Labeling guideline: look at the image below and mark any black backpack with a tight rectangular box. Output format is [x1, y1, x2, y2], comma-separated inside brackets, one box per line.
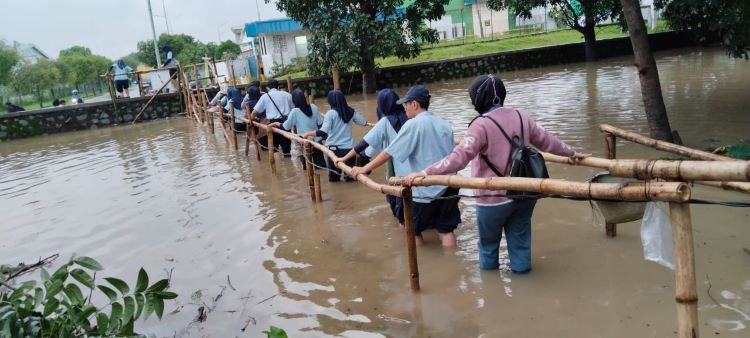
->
[475, 110, 549, 200]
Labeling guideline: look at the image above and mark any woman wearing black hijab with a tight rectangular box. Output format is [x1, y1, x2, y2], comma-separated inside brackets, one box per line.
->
[161, 45, 179, 91]
[269, 89, 326, 170]
[335, 88, 408, 224]
[301, 90, 368, 182]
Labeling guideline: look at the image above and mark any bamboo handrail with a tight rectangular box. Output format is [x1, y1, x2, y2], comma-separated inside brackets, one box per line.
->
[249, 121, 404, 197]
[541, 152, 750, 182]
[388, 176, 690, 203]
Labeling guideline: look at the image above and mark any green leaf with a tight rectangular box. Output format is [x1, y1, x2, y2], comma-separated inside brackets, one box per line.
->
[70, 268, 95, 289]
[42, 297, 59, 316]
[96, 312, 108, 335]
[146, 279, 169, 292]
[51, 264, 69, 282]
[143, 294, 155, 320]
[118, 318, 135, 336]
[134, 293, 145, 320]
[263, 326, 288, 338]
[108, 302, 123, 334]
[104, 277, 129, 295]
[63, 284, 84, 306]
[33, 287, 44, 308]
[72, 256, 103, 271]
[152, 291, 178, 300]
[134, 268, 148, 293]
[44, 280, 63, 300]
[154, 297, 164, 320]
[40, 268, 50, 282]
[76, 305, 97, 324]
[97, 285, 117, 302]
[122, 296, 135, 322]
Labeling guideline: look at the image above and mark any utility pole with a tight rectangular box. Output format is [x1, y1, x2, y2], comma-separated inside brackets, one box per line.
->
[162, 0, 171, 34]
[255, 0, 261, 21]
[147, 0, 162, 66]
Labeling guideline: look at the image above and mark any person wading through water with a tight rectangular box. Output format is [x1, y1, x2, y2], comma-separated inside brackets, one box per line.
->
[269, 89, 326, 170]
[351, 85, 460, 247]
[336, 88, 408, 226]
[250, 79, 293, 157]
[403, 74, 590, 272]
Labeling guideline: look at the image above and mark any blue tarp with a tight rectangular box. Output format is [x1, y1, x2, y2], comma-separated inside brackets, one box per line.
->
[245, 18, 303, 37]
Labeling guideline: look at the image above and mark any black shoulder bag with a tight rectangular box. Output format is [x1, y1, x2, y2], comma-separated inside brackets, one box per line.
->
[476, 110, 549, 200]
[266, 93, 288, 124]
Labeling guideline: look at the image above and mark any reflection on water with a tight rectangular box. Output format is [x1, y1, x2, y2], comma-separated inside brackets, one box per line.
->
[1, 47, 749, 337]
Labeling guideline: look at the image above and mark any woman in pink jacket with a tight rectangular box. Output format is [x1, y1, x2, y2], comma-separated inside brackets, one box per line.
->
[404, 74, 589, 273]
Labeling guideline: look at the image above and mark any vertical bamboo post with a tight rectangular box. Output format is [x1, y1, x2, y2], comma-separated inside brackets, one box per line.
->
[136, 72, 144, 97]
[304, 142, 316, 201]
[250, 123, 261, 161]
[268, 127, 276, 174]
[307, 92, 314, 105]
[313, 173, 322, 202]
[193, 64, 200, 90]
[402, 188, 420, 292]
[604, 132, 617, 237]
[286, 76, 293, 92]
[229, 102, 238, 151]
[669, 202, 699, 338]
[332, 64, 341, 91]
[244, 123, 251, 157]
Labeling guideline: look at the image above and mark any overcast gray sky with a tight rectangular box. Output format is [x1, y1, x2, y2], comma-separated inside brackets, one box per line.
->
[0, 0, 285, 60]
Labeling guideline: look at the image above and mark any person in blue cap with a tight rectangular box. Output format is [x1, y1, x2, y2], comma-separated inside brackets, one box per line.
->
[350, 85, 460, 247]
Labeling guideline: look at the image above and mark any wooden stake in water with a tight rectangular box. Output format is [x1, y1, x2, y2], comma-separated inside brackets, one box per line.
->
[401, 187, 420, 292]
[604, 132, 617, 237]
[669, 202, 699, 338]
[268, 128, 276, 174]
[313, 173, 322, 202]
[229, 101, 238, 151]
[332, 64, 341, 91]
[287, 76, 293, 92]
[304, 142, 316, 201]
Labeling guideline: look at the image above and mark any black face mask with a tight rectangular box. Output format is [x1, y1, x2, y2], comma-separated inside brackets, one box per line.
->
[469, 75, 507, 114]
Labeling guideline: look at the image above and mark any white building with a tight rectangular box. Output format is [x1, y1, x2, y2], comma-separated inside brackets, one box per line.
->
[13, 42, 49, 64]
[245, 18, 309, 76]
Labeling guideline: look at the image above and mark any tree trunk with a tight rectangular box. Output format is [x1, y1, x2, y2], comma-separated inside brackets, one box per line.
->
[360, 53, 377, 94]
[619, 0, 674, 142]
[50, 88, 56, 101]
[35, 85, 43, 108]
[581, 24, 598, 61]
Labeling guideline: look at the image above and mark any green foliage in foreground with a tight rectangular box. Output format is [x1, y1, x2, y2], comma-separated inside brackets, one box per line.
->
[263, 326, 288, 338]
[0, 256, 176, 337]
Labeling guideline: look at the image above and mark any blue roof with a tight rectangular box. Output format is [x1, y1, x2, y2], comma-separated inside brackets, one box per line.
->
[245, 18, 303, 37]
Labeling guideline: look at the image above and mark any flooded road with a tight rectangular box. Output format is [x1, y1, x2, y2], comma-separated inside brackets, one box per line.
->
[1, 46, 749, 337]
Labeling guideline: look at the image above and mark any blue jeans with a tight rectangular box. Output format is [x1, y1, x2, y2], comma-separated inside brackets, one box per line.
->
[475, 200, 537, 272]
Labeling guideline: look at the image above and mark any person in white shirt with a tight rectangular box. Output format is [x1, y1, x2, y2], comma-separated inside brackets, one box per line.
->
[249, 79, 294, 156]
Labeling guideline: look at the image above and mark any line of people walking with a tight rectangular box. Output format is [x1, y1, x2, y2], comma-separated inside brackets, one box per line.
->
[209, 74, 589, 274]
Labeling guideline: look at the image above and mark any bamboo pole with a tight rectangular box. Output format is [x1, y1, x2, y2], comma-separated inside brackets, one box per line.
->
[229, 102, 238, 151]
[601, 124, 732, 161]
[132, 71, 177, 124]
[304, 142, 316, 201]
[136, 72, 144, 97]
[332, 65, 341, 91]
[541, 153, 750, 182]
[402, 187, 420, 292]
[287, 76, 293, 92]
[268, 127, 276, 174]
[313, 173, 322, 202]
[669, 202, 699, 338]
[389, 176, 690, 203]
[604, 132, 618, 237]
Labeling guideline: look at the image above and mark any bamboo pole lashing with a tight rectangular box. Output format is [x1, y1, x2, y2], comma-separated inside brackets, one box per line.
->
[401, 187, 420, 292]
[388, 176, 690, 203]
[669, 202, 699, 338]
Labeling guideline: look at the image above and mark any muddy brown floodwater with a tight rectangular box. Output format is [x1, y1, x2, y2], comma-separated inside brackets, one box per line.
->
[1, 46, 749, 337]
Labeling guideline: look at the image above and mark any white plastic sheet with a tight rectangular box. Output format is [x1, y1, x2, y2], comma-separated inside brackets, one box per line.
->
[640, 202, 675, 270]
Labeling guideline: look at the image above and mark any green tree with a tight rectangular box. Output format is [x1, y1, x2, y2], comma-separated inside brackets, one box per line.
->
[0, 41, 20, 86]
[136, 33, 211, 68]
[656, 0, 750, 59]
[274, 0, 449, 93]
[487, 0, 622, 61]
[214, 40, 241, 60]
[58, 45, 92, 58]
[12, 60, 61, 108]
[120, 52, 141, 68]
[57, 54, 110, 95]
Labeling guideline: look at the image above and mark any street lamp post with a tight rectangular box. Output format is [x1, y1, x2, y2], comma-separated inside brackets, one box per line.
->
[147, 0, 162, 66]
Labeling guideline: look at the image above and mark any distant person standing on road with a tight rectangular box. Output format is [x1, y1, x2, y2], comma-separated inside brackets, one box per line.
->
[109, 59, 133, 98]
